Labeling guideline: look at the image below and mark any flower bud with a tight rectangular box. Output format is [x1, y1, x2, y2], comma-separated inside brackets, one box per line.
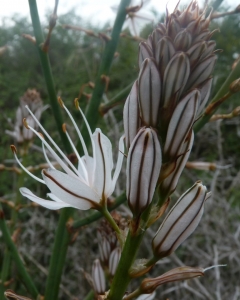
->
[164, 90, 199, 160]
[92, 259, 106, 295]
[152, 181, 208, 258]
[123, 81, 140, 149]
[138, 42, 152, 68]
[138, 58, 161, 127]
[99, 236, 111, 265]
[109, 247, 121, 276]
[127, 127, 162, 216]
[162, 52, 190, 109]
[161, 131, 194, 198]
[230, 78, 240, 93]
[140, 267, 204, 294]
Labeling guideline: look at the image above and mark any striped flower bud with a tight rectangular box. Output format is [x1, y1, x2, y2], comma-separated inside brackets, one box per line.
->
[123, 81, 140, 149]
[109, 247, 121, 276]
[152, 181, 208, 258]
[140, 266, 204, 294]
[99, 236, 111, 265]
[161, 131, 194, 198]
[127, 127, 162, 216]
[163, 90, 199, 161]
[138, 58, 161, 127]
[92, 259, 106, 295]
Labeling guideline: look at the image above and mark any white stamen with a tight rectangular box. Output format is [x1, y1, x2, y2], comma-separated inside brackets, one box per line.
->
[27, 124, 79, 179]
[42, 142, 56, 170]
[78, 106, 96, 184]
[13, 152, 45, 184]
[64, 129, 89, 183]
[61, 104, 89, 159]
[25, 105, 81, 177]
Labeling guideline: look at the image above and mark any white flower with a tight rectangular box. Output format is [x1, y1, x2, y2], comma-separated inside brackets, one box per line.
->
[12, 99, 124, 210]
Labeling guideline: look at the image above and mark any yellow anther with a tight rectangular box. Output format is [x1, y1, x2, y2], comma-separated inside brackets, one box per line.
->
[74, 98, 79, 109]
[38, 132, 44, 139]
[58, 96, 64, 108]
[62, 123, 67, 133]
[10, 145, 17, 153]
[23, 118, 29, 129]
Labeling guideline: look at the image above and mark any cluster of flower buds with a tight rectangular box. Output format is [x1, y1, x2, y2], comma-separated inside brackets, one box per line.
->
[97, 215, 123, 275]
[91, 214, 124, 296]
[7, 89, 43, 144]
[124, 1, 217, 212]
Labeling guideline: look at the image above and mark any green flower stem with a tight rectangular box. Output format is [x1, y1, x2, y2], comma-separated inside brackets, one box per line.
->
[72, 193, 126, 229]
[1, 153, 28, 297]
[99, 82, 133, 115]
[78, 0, 131, 151]
[100, 206, 121, 235]
[195, 58, 240, 133]
[0, 204, 39, 298]
[107, 196, 156, 300]
[107, 229, 145, 300]
[44, 207, 74, 300]
[0, 250, 11, 300]
[28, 0, 71, 154]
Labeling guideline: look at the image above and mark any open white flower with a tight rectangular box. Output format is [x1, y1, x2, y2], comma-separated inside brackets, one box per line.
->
[12, 99, 124, 210]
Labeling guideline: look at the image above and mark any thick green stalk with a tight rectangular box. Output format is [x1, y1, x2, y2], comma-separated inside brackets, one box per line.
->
[0, 250, 11, 300]
[107, 230, 145, 300]
[28, 0, 71, 154]
[72, 193, 126, 229]
[0, 204, 39, 298]
[44, 208, 74, 300]
[78, 0, 131, 151]
[195, 59, 240, 133]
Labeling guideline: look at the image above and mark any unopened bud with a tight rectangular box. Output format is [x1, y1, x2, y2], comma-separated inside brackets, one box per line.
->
[164, 89, 199, 160]
[138, 58, 161, 127]
[92, 259, 106, 295]
[152, 181, 208, 258]
[138, 42, 152, 68]
[232, 106, 240, 116]
[127, 127, 162, 216]
[123, 81, 140, 149]
[109, 247, 121, 276]
[141, 267, 204, 293]
[99, 236, 111, 265]
[161, 130, 194, 198]
[230, 78, 240, 93]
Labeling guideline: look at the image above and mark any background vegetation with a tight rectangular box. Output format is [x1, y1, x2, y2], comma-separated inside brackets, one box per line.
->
[0, 3, 240, 299]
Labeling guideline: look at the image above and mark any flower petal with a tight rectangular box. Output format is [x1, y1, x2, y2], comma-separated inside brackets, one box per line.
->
[20, 187, 71, 210]
[42, 169, 100, 210]
[92, 129, 113, 199]
[109, 135, 125, 196]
